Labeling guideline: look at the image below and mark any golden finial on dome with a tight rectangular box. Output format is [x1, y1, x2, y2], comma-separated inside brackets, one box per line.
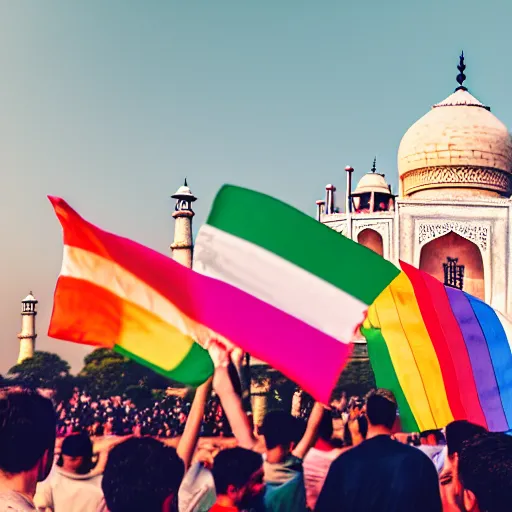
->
[371, 157, 377, 173]
[456, 51, 467, 91]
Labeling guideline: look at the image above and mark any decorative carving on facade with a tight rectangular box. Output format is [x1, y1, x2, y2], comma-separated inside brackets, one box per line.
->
[418, 221, 489, 252]
[402, 166, 511, 197]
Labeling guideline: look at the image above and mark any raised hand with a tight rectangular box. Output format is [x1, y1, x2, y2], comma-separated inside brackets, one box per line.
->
[204, 339, 231, 369]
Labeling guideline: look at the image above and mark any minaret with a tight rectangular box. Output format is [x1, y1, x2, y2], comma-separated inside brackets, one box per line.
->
[17, 292, 37, 364]
[170, 179, 197, 269]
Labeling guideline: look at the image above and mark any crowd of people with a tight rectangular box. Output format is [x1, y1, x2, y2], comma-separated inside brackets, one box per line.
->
[0, 342, 511, 512]
[55, 391, 232, 439]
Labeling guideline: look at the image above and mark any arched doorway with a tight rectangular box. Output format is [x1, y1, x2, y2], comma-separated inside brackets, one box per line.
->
[357, 229, 384, 256]
[419, 231, 484, 300]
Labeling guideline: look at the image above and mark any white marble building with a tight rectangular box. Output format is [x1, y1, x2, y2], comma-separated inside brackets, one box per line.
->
[319, 55, 512, 316]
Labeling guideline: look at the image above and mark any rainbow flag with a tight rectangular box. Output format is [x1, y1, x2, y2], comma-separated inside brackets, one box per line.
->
[48, 195, 363, 400]
[362, 260, 512, 433]
[48, 196, 213, 386]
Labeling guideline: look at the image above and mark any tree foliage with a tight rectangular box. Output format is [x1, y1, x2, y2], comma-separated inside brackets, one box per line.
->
[53, 374, 82, 403]
[79, 348, 178, 398]
[125, 385, 153, 409]
[79, 349, 128, 397]
[83, 348, 125, 366]
[8, 351, 70, 389]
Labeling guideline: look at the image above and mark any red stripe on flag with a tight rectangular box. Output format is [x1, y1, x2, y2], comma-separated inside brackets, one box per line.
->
[49, 276, 121, 348]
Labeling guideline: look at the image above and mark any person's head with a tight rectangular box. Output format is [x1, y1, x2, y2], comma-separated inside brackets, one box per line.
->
[0, 390, 56, 483]
[261, 410, 302, 453]
[364, 389, 397, 431]
[58, 432, 96, 474]
[420, 429, 445, 446]
[445, 420, 487, 457]
[212, 447, 264, 508]
[102, 437, 184, 512]
[439, 421, 488, 512]
[457, 432, 512, 512]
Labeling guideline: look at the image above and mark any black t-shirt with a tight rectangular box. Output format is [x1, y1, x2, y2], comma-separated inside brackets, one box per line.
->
[315, 435, 442, 512]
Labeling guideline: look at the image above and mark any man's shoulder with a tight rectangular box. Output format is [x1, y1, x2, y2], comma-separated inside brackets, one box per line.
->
[0, 491, 36, 511]
[334, 436, 434, 464]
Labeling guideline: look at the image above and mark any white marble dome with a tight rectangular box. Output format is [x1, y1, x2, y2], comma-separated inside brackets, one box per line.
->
[353, 172, 391, 195]
[175, 185, 193, 195]
[172, 180, 197, 201]
[397, 88, 512, 198]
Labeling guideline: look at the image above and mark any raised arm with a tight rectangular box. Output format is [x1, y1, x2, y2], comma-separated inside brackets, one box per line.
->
[292, 402, 326, 460]
[176, 377, 213, 470]
[209, 340, 258, 450]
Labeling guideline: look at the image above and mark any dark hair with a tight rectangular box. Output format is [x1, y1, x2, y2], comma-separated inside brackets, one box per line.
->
[260, 410, 301, 450]
[365, 389, 397, 430]
[445, 420, 487, 456]
[0, 391, 56, 474]
[318, 410, 333, 442]
[459, 432, 512, 512]
[102, 438, 184, 512]
[212, 447, 263, 495]
[58, 432, 96, 474]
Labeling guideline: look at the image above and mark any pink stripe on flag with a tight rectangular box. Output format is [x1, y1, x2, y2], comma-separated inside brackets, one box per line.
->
[50, 197, 352, 403]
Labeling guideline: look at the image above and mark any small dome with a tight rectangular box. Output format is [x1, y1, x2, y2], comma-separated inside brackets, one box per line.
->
[175, 185, 193, 195]
[398, 88, 512, 198]
[353, 172, 391, 195]
[171, 179, 197, 201]
[22, 293, 37, 303]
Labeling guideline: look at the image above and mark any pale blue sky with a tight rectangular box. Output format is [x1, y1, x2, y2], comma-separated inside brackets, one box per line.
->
[1, 1, 511, 374]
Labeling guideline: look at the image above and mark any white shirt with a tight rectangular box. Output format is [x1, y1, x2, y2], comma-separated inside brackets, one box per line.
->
[417, 445, 446, 474]
[177, 463, 216, 512]
[0, 490, 36, 511]
[34, 468, 103, 512]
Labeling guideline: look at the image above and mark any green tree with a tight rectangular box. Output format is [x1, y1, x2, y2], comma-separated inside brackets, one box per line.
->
[83, 348, 125, 366]
[123, 359, 177, 390]
[79, 349, 128, 397]
[8, 351, 70, 389]
[125, 385, 153, 409]
[79, 348, 177, 397]
[54, 374, 81, 403]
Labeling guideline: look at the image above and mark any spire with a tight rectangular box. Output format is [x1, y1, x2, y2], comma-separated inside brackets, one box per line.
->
[371, 157, 377, 173]
[455, 51, 467, 91]
[184, 177, 188, 187]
